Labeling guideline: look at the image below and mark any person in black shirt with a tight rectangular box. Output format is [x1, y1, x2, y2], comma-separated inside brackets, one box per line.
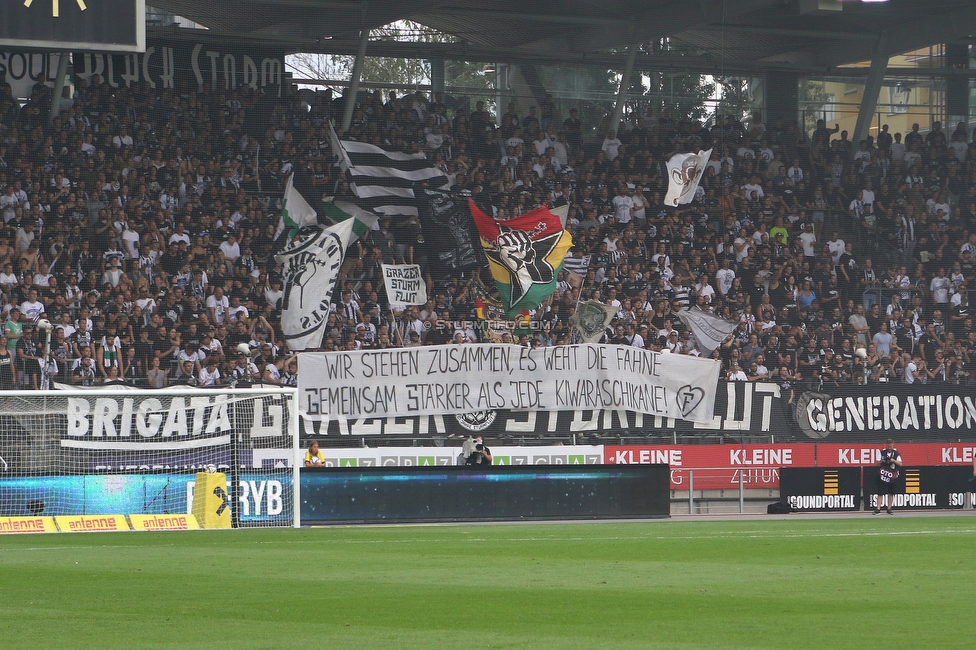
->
[874, 439, 902, 514]
[0, 334, 16, 389]
[16, 326, 40, 390]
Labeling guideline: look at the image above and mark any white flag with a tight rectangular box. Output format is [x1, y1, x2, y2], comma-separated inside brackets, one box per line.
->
[274, 219, 355, 351]
[550, 203, 570, 228]
[275, 173, 318, 240]
[675, 306, 736, 356]
[381, 264, 428, 308]
[569, 300, 617, 344]
[664, 149, 712, 206]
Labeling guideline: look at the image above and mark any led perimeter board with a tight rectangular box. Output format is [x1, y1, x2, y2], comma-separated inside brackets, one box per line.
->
[301, 464, 670, 524]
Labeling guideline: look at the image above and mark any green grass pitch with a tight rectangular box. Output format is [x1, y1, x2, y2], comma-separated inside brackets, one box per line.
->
[1, 517, 974, 649]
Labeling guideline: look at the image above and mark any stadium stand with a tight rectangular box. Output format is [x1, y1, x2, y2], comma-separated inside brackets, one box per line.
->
[0, 71, 973, 392]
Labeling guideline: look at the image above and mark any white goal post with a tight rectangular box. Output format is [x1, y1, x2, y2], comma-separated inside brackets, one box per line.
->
[0, 388, 301, 530]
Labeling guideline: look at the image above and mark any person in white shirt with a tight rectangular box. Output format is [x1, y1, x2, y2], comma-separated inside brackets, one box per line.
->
[227, 295, 249, 322]
[826, 232, 845, 265]
[601, 130, 622, 161]
[0, 262, 17, 290]
[112, 127, 133, 148]
[696, 274, 716, 304]
[121, 225, 140, 259]
[167, 223, 191, 247]
[904, 353, 920, 384]
[786, 160, 803, 182]
[799, 224, 818, 258]
[219, 233, 241, 267]
[206, 287, 230, 325]
[20, 289, 45, 321]
[889, 133, 905, 162]
[101, 257, 124, 288]
[198, 358, 222, 386]
[727, 363, 748, 381]
[32, 263, 52, 287]
[929, 268, 951, 305]
[611, 185, 634, 225]
[716, 262, 736, 296]
[741, 177, 764, 200]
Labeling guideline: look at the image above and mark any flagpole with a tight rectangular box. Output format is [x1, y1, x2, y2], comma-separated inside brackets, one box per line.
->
[570, 273, 585, 345]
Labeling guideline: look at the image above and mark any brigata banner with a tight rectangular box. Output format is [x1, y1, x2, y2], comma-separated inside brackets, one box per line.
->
[795, 383, 976, 441]
[58, 393, 289, 450]
[298, 344, 721, 423]
[0, 391, 294, 475]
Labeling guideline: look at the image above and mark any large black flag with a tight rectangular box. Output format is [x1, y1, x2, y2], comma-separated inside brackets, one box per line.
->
[417, 190, 485, 277]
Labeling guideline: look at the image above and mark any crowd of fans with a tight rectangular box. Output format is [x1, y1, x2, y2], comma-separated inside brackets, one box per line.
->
[0, 69, 973, 397]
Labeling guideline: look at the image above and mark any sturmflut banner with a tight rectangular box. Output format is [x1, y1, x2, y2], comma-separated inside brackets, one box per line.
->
[381, 264, 427, 307]
[298, 344, 721, 423]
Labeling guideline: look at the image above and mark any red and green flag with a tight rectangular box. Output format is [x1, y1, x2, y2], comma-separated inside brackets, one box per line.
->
[469, 199, 573, 318]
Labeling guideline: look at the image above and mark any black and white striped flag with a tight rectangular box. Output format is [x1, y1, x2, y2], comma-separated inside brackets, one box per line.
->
[562, 254, 591, 277]
[329, 123, 448, 216]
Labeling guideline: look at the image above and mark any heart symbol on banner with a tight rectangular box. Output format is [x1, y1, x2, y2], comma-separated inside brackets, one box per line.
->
[676, 385, 706, 418]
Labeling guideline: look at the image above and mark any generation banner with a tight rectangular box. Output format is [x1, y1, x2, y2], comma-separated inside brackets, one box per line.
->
[795, 383, 976, 441]
[298, 344, 722, 423]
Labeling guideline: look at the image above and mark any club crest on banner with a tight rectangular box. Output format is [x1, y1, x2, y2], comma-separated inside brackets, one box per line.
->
[456, 410, 497, 432]
[570, 300, 616, 344]
[275, 219, 354, 351]
[665, 149, 712, 206]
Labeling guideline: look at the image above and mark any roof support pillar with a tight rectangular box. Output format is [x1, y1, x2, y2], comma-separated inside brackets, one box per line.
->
[852, 31, 889, 146]
[341, 28, 370, 131]
[47, 52, 70, 124]
[429, 56, 445, 94]
[609, 46, 638, 136]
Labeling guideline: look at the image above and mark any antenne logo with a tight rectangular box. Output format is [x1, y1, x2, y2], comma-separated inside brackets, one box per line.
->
[904, 469, 920, 494]
[823, 470, 839, 495]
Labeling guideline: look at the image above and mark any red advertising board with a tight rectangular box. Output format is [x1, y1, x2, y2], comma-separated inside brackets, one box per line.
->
[604, 443, 976, 490]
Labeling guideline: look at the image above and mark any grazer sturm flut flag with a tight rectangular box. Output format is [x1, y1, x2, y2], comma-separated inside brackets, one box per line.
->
[274, 219, 356, 351]
[275, 173, 318, 240]
[675, 306, 737, 356]
[381, 264, 427, 308]
[664, 149, 713, 206]
[469, 200, 573, 318]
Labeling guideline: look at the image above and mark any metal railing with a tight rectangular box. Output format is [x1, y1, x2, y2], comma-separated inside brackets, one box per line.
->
[673, 466, 781, 515]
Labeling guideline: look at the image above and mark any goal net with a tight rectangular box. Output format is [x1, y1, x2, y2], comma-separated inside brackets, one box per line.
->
[0, 387, 299, 531]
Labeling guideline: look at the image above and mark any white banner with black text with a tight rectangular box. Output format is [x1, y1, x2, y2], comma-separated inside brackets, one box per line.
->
[298, 344, 721, 423]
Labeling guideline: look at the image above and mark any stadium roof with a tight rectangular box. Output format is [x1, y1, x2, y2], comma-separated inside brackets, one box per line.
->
[149, 0, 976, 75]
